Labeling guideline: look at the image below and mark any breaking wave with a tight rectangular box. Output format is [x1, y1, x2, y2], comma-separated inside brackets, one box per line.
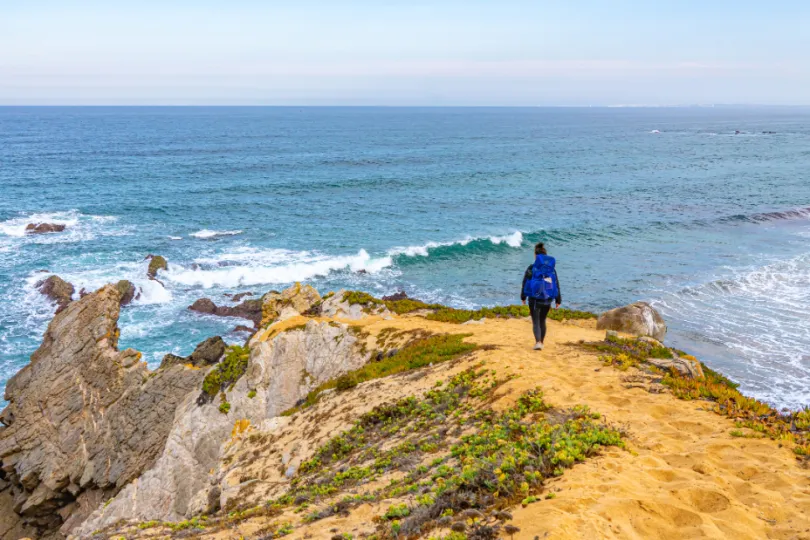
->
[164, 248, 392, 288]
[189, 229, 243, 239]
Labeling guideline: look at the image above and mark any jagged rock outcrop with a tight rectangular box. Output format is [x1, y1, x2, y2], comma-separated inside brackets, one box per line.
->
[35, 275, 74, 313]
[75, 304, 371, 536]
[320, 290, 392, 320]
[160, 336, 226, 369]
[260, 283, 321, 326]
[25, 223, 66, 234]
[0, 285, 208, 538]
[597, 302, 667, 341]
[145, 254, 167, 279]
[189, 297, 263, 327]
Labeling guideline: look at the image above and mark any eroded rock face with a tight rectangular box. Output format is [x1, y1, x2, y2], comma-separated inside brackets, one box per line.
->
[25, 223, 66, 234]
[0, 285, 207, 538]
[75, 317, 370, 536]
[35, 275, 75, 313]
[597, 302, 667, 342]
[260, 283, 322, 326]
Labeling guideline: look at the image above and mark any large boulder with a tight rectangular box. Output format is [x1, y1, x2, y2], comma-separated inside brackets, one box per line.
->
[597, 302, 667, 342]
[25, 223, 66, 234]
[35, 275, 74, 313]
[0, 284, 207, 538]
[75, 318, 370, 535]
[260, 283, 322, 326]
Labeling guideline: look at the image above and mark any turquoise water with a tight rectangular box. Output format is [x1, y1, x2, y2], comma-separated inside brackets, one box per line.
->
[1, 106, 809, 408]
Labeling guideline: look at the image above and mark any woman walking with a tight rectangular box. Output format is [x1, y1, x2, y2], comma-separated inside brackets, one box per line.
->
[521, 242, 562, 350]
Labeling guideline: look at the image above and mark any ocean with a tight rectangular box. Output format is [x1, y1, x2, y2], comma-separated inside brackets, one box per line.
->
[1, 106, 809, 409]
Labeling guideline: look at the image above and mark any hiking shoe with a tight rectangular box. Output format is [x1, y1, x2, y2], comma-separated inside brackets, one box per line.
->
[533, 341, 544, 350]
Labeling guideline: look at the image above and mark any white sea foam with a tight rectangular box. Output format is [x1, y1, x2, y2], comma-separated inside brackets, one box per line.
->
[0, 210, 123, 244]
[168, 236, 183, 240]
[190, 229, 243, 239]
[489, 231, 524, 247]
[652, 252, 810, 409]
[388, 231, 523, 258]
[165, 248, 391, 288]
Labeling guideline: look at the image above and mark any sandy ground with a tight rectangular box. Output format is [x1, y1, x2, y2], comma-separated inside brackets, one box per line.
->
[122, 314, 810, 539]
[353, 315, 810, 539]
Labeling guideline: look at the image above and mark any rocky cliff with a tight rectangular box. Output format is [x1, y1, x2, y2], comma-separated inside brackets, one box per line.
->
[0, 285, 207, 538]
[73, 294, 371, 537]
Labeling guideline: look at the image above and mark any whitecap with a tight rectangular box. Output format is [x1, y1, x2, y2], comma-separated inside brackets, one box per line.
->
[164, 248, 392, 288]
[489, 231, 523, 247]
[0, 210, 123, 243]
[168, 236, 183, 240]
[190, 229, 243, 239]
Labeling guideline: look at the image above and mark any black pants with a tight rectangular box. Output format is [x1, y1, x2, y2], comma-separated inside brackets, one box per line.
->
[528, 298, 552, 343]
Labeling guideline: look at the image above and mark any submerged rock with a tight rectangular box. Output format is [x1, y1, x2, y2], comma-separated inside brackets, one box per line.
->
[25, 223, 66, 234]
[35, 275, 74, 313]
[0, 284, 207, 537]
[596, 302, 667, 342]
[145, 254, 168, 279]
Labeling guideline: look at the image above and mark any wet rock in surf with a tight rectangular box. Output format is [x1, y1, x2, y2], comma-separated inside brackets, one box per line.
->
[189, 297, 263, 327]
[596, 302, 667, 342]
[115, 279, 138, 306]
[145, 254, 168, 279]
[25, 222, 66, 234]
[35, 275, 74, 313]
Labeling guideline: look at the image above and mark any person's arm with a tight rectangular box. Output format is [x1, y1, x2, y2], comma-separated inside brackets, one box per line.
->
[521, 266, 531, 303]
[554, 268, 562, 306]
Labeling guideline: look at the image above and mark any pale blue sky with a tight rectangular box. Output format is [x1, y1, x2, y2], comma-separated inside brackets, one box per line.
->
[2, 1, 809, 105]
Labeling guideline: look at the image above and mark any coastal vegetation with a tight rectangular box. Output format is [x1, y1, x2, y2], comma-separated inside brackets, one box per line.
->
[586, 334, 810, 460]
[202, 345, 250, 397]
[207, 367, 623, 538]
[341, 289, 596, 322]
[281, 333, 477, 416]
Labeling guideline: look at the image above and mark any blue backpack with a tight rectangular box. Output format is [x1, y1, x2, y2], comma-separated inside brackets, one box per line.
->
[523, 254, 559, 301]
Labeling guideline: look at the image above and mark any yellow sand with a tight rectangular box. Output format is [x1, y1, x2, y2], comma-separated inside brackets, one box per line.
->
[353, 315, 810, 539]
[123, 314, 810, 539]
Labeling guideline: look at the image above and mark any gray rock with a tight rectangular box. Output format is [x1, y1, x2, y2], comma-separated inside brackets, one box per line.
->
[0, 284, 207, 538]
[75, 308, 370, 535]
[160, 337, 226, 370]
[597, 302, 667, 341]
[189, 336, 226, 366]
